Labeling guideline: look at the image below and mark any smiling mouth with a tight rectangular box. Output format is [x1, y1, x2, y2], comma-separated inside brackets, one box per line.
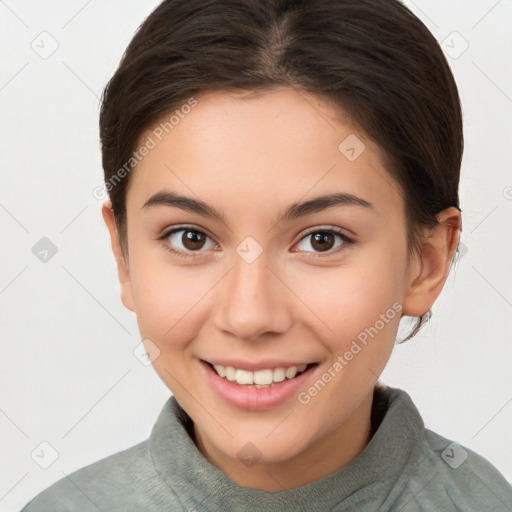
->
[203, 361, 319, 388]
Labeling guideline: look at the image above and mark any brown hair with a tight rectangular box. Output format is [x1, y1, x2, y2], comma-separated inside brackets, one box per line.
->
[99, 0, 463, 338]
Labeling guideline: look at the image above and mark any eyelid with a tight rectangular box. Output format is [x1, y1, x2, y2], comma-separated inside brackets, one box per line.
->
[159, 223, 354, 258]
[157, 224, 219, 260]
[291, 225, 354, 256]
[159, 224, 218, 245]
[294, 225, 354, 245]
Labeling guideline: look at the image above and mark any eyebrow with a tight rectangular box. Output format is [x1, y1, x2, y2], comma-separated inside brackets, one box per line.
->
[142, 190, 374, 225]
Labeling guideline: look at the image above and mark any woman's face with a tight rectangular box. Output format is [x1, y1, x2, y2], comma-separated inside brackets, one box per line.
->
[109, 87, 424, 482]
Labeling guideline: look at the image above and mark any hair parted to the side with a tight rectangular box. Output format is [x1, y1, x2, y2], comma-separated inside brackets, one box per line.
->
[99, 0, 463, 341]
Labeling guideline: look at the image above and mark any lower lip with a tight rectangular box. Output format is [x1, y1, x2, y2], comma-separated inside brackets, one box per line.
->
[200, 360, 318, 411]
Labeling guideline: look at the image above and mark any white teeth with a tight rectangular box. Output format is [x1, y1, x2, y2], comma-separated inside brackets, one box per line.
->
[285, 366, 298, 379]
[210, 362, 311, 385]
[214, 364, 226, 377]
[273, 367, 286, 382]
[225, 366, 236, 381]
[253, 369, 273, 385]
[235, 369, 253, 385]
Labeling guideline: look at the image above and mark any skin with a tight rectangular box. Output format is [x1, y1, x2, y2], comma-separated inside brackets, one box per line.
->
[102, 87, 461, 491]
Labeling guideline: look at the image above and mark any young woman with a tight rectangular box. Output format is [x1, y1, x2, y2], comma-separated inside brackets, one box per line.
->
[21, 0, 512, 510]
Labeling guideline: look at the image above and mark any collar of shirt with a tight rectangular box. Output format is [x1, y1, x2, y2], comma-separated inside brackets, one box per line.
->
[148, 385, 424, 512]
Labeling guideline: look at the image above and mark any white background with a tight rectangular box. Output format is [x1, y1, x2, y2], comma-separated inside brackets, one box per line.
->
[1, 1, 511, 510]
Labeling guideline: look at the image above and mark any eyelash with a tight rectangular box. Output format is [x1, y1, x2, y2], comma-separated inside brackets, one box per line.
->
[158, 225, 354, 260]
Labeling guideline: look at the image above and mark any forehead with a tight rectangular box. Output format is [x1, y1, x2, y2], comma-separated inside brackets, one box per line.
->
[126, 87, 404, 223]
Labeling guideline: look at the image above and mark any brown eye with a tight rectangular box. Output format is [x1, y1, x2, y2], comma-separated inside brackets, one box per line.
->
[165, 228, 217, 254]
[182, 230, 207, 250]
[294, 229, 350, 255]
[310, 231, 336, 252]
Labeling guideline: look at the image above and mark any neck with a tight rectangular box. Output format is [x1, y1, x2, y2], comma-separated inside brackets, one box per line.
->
[193, 390, 375, 491]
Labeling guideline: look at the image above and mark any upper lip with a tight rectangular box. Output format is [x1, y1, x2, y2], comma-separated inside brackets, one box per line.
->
[201, 358, 318, 371]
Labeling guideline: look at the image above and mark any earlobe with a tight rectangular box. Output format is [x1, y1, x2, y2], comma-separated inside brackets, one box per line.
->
[402, 207, 461, 317]
[101, 200, 136, 312]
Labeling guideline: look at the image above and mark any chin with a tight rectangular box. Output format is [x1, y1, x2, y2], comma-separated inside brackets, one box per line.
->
[215, 424, 314, 465]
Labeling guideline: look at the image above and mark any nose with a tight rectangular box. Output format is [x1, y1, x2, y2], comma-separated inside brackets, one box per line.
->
[212, 252, 293, 341]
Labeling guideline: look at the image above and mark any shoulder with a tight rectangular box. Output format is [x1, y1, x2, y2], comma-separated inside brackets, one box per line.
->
[378, 386, 512, 511]
[399, 426, 512, 511]
[19, 440, 181, 512]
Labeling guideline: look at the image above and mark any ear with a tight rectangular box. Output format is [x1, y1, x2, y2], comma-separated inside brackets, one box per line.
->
[402, 207, 461, 317]
[101, 200, 135, 312]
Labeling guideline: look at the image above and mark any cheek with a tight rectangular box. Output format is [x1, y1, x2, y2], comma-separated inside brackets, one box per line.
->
[305, 258, 404, 316]
[127, 248, 214, 349]
[290, 247, 406, 357]
[289, 261, 404, 430]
